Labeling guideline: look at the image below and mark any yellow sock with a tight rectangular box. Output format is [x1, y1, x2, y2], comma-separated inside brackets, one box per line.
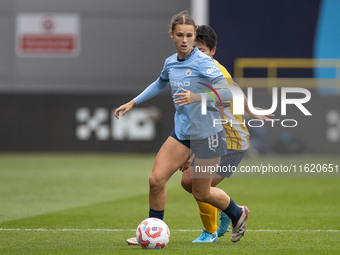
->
[196, 200, 218, 233]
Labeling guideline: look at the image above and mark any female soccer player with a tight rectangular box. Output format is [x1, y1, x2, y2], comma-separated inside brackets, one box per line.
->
[115, 11, 249, 243]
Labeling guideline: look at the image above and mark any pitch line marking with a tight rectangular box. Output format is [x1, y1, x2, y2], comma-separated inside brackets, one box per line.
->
[0, 228, 339, 233]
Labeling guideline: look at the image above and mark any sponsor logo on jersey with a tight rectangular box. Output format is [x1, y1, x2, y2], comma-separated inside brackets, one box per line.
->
[206, 66, 219, 75]
[170, 81, 190, 87]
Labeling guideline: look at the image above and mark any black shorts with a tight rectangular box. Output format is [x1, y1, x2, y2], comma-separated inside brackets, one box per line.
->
[218, 149, 247, 178]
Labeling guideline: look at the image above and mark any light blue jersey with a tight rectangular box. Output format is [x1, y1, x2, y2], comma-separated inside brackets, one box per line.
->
[133, 47, 232, 140]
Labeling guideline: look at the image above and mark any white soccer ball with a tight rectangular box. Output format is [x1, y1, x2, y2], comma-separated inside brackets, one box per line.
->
[136, 217, 170, 249]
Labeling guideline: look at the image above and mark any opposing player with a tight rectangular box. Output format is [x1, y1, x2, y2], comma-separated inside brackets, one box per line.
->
[181, 25, 274, 243]
[181, 25, 248, 243]
[116, 11, 250, 244]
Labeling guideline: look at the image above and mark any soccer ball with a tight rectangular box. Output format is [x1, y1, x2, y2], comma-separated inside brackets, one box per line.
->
[136, 217, 170, 249]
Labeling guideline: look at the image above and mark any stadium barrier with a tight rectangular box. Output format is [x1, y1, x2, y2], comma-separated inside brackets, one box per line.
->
[1, 58, 339, 153]
[232, 58, 340, 154]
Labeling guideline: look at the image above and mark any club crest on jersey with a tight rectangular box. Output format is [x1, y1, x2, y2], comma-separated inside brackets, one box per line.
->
[185, 68, 192, 76]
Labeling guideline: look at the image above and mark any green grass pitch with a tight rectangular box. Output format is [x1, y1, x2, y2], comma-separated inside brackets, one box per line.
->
[0, 153, 339, 254]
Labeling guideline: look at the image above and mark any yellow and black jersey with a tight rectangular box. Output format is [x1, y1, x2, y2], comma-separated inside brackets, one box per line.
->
[214, 59, 250, 151]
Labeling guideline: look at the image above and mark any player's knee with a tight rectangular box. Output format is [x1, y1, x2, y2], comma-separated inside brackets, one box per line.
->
[149, 174, 166, 190]
[192, 190, 210, 202]
[211, 177, 224, 187]
[181, 176, 192, 193]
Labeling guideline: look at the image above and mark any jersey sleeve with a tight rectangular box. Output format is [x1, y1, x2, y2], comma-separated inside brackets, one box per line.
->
[133, 77, 168, 105]
[133, 59, 169, 105]
[198, 57, 233, 102]
[198, 57, 225, 84]
[159, 58, 170, 82]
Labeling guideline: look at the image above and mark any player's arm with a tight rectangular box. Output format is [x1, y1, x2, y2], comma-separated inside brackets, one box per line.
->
[217, 62, 273, 119]
[232, 81, 274, 120]
[133, 77, 169, 105]
[114, 77, 168, 119]
[173, 77, 233, 106]
[115, 58, 170, 119]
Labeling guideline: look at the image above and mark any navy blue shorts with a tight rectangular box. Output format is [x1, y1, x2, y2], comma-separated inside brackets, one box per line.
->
[218, 149, 247, 178]
[170, 129, 190, 148]
[191, 149, 247, 178]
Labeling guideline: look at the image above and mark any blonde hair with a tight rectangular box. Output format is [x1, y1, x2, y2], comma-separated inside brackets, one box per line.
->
[169, 10, 197, 33]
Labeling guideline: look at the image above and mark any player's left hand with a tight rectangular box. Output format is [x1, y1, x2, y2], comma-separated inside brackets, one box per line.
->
[247, 107, 275, 121]
[173, 89, 200, 106]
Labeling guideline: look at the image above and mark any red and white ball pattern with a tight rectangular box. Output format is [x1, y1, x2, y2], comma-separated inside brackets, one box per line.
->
[136, 217, 170, 249]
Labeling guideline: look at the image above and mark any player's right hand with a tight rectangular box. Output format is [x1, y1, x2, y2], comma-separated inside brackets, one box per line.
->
[114, 100, 136, 119]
